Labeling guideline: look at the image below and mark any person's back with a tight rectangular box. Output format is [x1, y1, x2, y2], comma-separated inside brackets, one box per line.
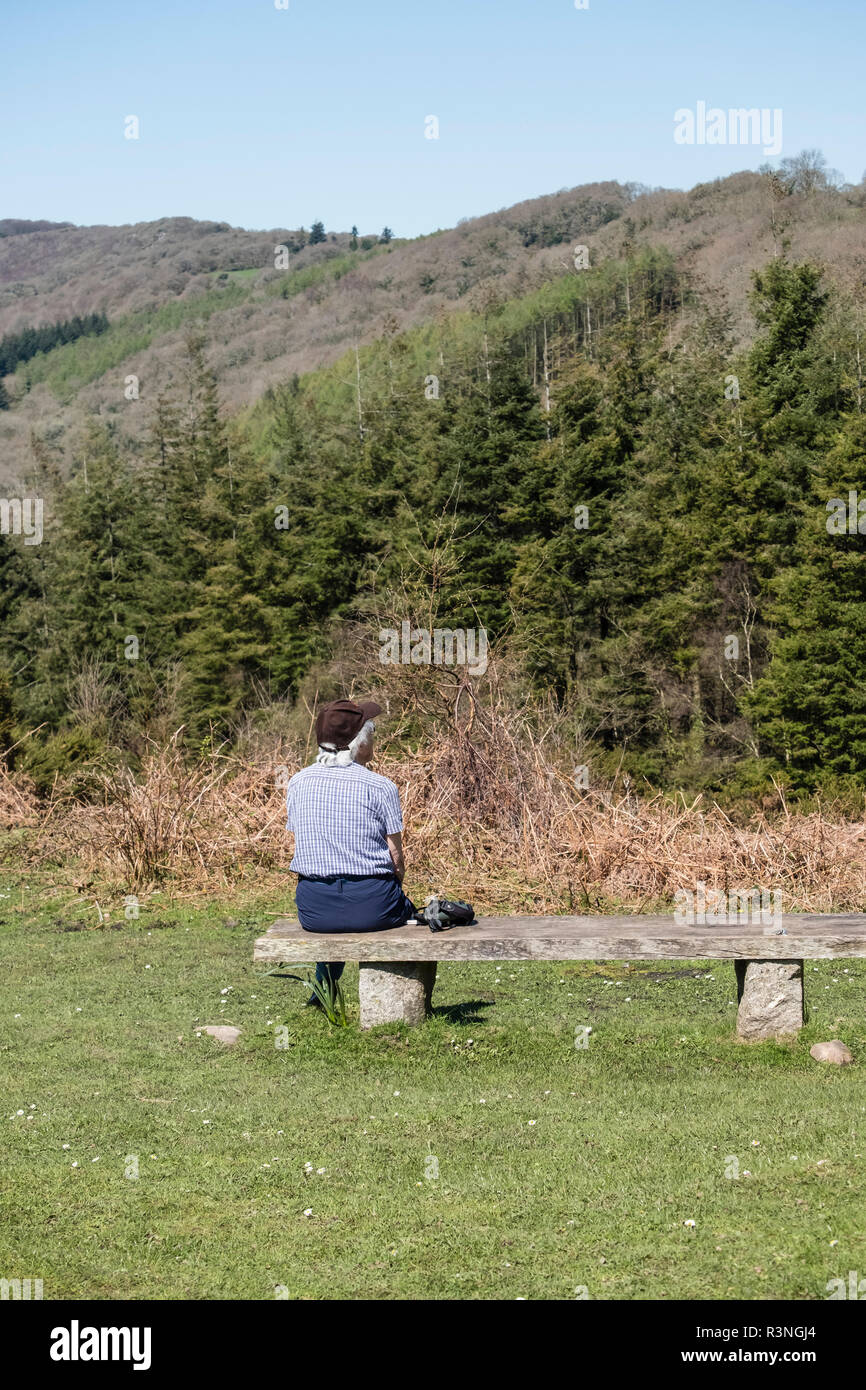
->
[286, 760, 402, 879]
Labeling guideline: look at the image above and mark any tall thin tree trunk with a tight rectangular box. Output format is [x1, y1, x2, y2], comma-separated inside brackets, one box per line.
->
[354, 344, 365, 443]
[482, 329, 492, 412]
[542, 319, 551, 439]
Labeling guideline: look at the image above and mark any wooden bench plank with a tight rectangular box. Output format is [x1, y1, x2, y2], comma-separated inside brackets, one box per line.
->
[254, 914, 866, 963]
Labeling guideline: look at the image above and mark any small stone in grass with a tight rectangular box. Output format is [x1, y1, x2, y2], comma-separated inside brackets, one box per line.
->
[198, 1025, 242, 1046]
[810, 1040, 853, 1065]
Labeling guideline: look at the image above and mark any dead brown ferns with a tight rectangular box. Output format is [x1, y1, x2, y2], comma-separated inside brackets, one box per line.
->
[10, 723, 866, 912]
[35, 740, 286, 889]
[0, 763, 40, 830]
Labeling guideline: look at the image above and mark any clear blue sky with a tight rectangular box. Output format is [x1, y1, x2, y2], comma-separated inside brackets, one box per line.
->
[3, 0, 864, 235]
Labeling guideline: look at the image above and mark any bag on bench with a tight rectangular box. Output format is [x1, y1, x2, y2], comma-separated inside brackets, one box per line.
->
[414, 895, 477, 933]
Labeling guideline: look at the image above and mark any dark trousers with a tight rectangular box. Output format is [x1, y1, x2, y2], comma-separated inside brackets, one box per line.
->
[296, 874, 417, 985]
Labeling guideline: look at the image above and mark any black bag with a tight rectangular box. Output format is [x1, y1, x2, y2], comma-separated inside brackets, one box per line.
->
[420, 895, 477, 933]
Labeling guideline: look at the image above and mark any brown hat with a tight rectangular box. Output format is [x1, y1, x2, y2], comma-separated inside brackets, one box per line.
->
[315, 698, 382, 751]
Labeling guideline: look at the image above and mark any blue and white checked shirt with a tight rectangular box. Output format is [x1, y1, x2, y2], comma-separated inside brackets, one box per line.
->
[285, 761, 404, 876]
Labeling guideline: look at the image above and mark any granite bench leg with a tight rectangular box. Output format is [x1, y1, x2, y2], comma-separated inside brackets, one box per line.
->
[358, 962, 437, 1028]
[735, 959, 804, 1040]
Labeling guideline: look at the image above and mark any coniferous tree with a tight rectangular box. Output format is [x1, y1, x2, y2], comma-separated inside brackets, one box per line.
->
[43, 422, 143, 725]
[745, 411, 866, 787]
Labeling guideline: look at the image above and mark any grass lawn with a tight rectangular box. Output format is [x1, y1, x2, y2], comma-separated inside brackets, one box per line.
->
[1, 878, 864, 1301]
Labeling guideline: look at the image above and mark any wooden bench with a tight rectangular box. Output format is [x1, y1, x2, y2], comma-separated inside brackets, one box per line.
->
[253, 914, 866, 1038]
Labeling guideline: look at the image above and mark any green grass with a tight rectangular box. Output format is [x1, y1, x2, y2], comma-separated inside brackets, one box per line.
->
[1, 880, 864, 1301]
[217, 267, 261, 283]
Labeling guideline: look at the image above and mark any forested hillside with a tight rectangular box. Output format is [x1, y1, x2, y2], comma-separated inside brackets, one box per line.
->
[1, 158, 864, 486]
[2, 172, 866, 806]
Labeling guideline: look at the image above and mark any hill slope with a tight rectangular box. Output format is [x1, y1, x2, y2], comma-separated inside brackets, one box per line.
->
[1, 169, 864, 485]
